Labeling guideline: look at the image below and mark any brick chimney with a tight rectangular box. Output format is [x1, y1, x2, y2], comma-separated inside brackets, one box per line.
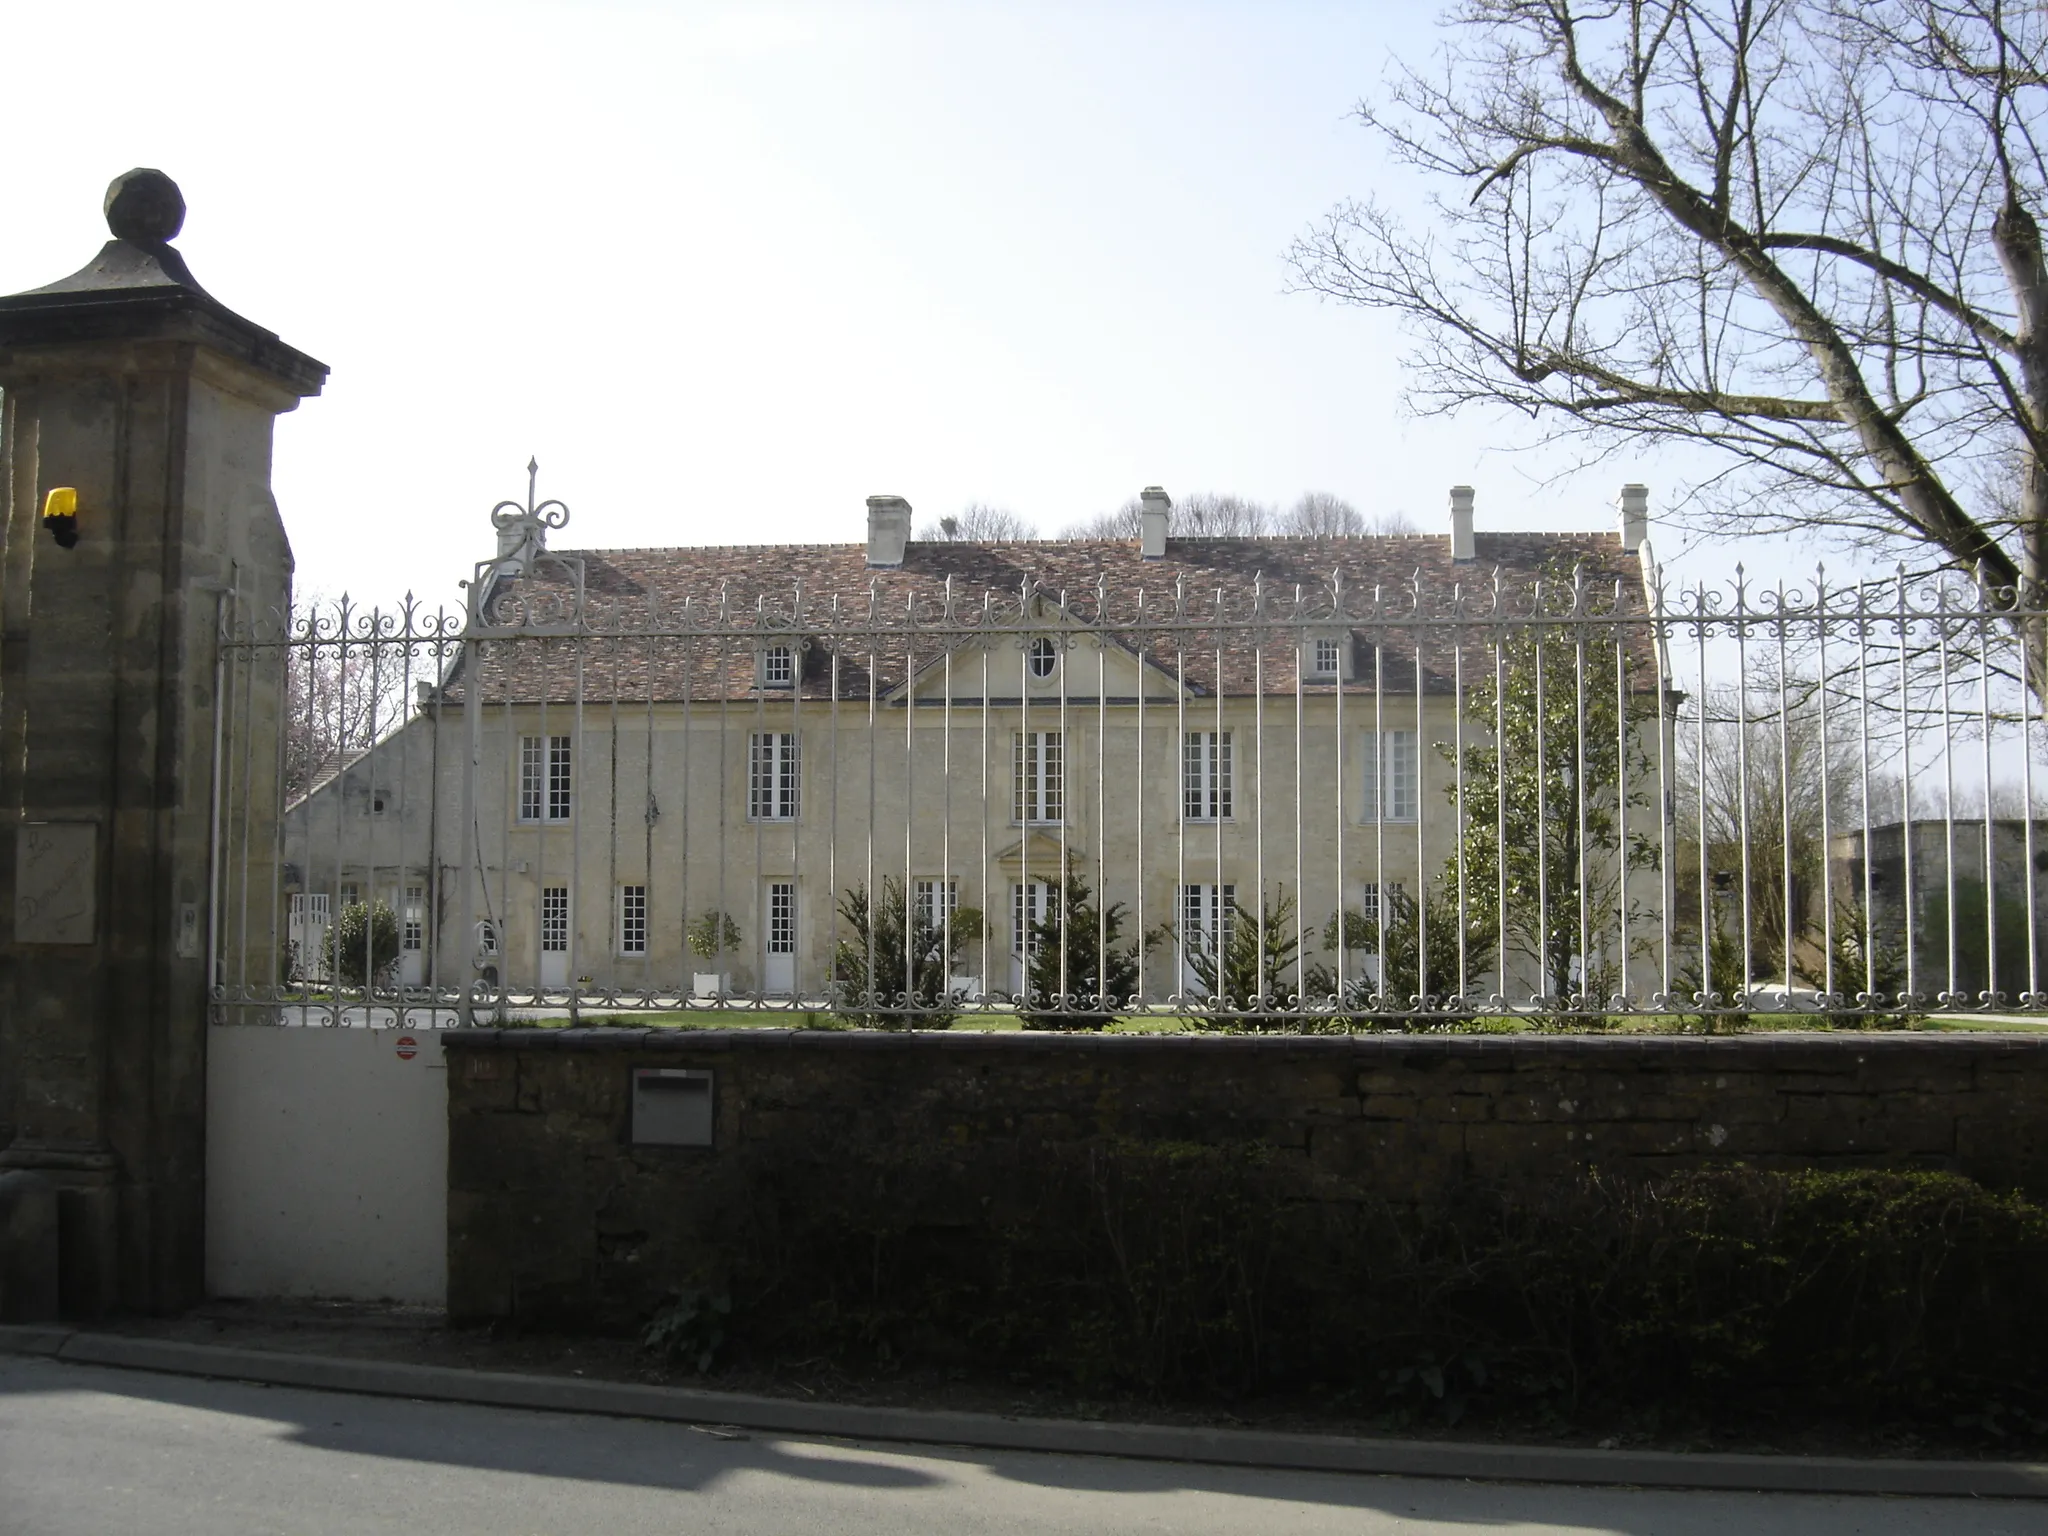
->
[866, 494, 911, 567]
[1618, 483, 1649, 553]
[1449, 485, 1475, 562]
[1140, 486, 1171, 559]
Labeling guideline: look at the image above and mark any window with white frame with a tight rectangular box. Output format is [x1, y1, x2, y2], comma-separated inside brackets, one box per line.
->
[339, 881, 360, 910]
[403, 885, 424, 951]
[541, 887, 570, 953]
[1027, 636, 1058, 680]
[1353, 881, 1404, 931]
[617, 884, 647, 955]
[519, 735, 573, 822]
[1013, 731, 1063, 823]
[1312, 636, 1343, 677]
[760, 643, 795, 688]
[767, 881, 796, 955]
[1179, 883, 1237, 954]
[749, 731, 800, 820]
[1360, 729, 1420, 821]
[1182, 730, 1233, 820]
[1012, 879, 1055, 956]
[914, 878, 958, 931]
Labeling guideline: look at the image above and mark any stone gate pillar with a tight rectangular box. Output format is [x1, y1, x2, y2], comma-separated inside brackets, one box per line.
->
[0, 171, 325, 1315]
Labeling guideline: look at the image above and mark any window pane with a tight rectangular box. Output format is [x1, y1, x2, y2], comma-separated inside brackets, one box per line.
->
[1182, 731, 1232, 820]
[751, 732, 801, 820]
[618, 885, 647, 955]
[519, 737, 542, 822]
[1385, 730, 1417, 820]
[548, 736, 572, 820]
[541, 887, 569, 951]
[767, 882, 795, 954]
[1014, 732, 1062, 823]
[1362, 730, 1419, 821]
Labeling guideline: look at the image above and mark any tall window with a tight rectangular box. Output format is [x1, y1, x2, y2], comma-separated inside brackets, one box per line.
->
[1360, 729, 1419, 821]
[1013, 731, 1063, 823]
[617, 885, 647, 956]
[1182, 730, 1233, 820]
[761, 644, 795, 688]
[1352, 881, 1403, 930]
[1012, 879, 1055, 956]
[914, 878, 958, 931]
[749, 732, 800, 820]
[519, 735, 573, 822]
[403, 885, 424, 952]
[766, 882, 796, 955]
[1179, 883, 1237, 963]
[541, 887, 569, 953]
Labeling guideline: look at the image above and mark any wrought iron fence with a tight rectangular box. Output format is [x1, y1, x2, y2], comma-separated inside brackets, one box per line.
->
[209, 492, 2048, 1028]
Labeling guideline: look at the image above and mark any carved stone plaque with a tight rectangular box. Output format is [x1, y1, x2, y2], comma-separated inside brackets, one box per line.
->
[16, 822, 97, 944]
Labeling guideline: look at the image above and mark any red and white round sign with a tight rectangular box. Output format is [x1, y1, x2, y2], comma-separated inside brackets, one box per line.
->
[394, 1035, 418, 1061]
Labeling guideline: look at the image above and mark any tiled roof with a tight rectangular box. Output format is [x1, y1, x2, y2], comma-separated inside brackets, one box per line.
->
[446, 532, 1653, 705]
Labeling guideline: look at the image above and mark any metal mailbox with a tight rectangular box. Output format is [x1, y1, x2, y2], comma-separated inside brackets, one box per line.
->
[631, 1068, 714, 1146]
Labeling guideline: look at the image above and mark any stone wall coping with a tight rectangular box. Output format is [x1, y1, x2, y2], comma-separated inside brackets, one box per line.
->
[440, 1026, 2048, 1059]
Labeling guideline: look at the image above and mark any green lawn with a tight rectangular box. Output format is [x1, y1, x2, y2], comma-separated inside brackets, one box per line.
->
[533, 1008, 2048, 1035]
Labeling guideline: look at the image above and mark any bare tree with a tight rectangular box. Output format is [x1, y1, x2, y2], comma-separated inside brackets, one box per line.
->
[1060, 497, 1146, 539]
[1176, 492, 1278, 536]
[1288, 0, 2048, 684]
[1058, 490, 1414, 539]
[1673, 676, 1863, 981]
[1275, 490, 1421, 536]
[917, 503, 1039, 541]
[283, 596, 415, 802]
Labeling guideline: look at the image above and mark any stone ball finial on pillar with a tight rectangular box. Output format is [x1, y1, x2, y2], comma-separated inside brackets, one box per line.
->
[103, 169, 186, 244]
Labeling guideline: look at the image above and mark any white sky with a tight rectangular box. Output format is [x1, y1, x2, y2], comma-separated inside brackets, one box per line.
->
[3, 0, 1696, 614]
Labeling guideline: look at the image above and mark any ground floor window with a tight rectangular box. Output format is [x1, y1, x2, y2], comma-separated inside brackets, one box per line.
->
[617, 885, 647, 955]
[1011, 879, 1055, 956]
[541, 887, 569, 953]
[767, 881, 796, 955]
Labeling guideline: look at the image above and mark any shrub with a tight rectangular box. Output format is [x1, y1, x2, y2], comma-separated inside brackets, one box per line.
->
[645, 1149, 2048, 1425]
[686, 909, 743, 961]
[1181, 888, 1304, 1027]
[832, 878, 965, 1028]
[1304, 875, 1500, 1019]
[1020, 873, 1148, 1030]
[332, 901, 400, 987]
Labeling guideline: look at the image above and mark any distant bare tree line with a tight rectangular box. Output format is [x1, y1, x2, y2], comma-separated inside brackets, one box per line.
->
[915, 491, 1418, 543]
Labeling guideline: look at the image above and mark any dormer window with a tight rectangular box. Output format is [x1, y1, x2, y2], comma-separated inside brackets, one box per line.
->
[760, 643, 796, 689]
[1027, 637, 1058, 680]
[1313, 637, 1342, 677]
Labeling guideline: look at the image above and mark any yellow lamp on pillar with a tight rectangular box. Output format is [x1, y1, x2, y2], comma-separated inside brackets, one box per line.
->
[42, 487, 79, 548]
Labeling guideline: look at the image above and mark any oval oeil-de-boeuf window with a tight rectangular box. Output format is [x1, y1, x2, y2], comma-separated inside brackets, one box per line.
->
[1028, 637, 1057, 679]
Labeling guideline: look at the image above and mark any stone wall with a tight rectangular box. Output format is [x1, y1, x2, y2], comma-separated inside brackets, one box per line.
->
[443, 1028, 2048, 1326]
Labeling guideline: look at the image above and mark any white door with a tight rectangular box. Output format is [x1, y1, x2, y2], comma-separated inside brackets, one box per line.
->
[540, 886, 570, 989]
[1009, 880, 1054, 994]
[1179, 883, 1235, 997]
[288, 893, 330, 983]
[400, 885, 425, 986]
[764, 881, 796, 994]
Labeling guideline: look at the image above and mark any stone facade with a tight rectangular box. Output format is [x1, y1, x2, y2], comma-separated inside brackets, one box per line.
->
[0, 172, 322, 1313]
[443, 1027, 2048, 1326]
[285, 523, 1672, 1006]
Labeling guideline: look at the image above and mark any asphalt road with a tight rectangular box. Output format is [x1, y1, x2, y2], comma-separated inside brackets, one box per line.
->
[0, 1356, 2037, 1536]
